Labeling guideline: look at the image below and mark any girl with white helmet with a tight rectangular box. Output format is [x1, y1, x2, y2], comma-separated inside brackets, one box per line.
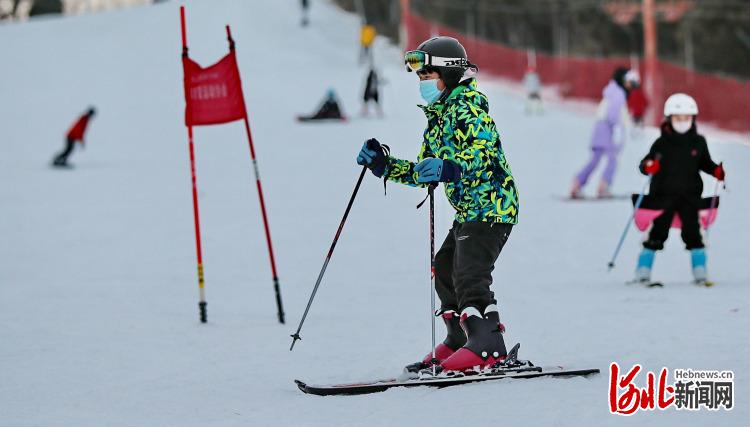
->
[635, 93, 725, 285]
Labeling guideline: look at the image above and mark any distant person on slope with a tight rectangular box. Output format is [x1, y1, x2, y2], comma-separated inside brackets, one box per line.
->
[300, 0, 309, 27]
[359, 24, 376, 65]
[298, 89, 345, 122]
[53, 107, 96, 167]
[356, 37, 519, 374]
[625, 70, 648, 128]
[633, 93, 724, 286]
[361, 68, 383, 117]
[571, 67, 632, 198]
[523, 66, 543, 114]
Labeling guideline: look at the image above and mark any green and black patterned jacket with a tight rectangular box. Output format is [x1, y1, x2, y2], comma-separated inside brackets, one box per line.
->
[383, 78, 518, 224]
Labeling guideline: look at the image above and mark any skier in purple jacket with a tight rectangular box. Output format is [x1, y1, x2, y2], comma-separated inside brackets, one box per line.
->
[571, 67, 632, 198]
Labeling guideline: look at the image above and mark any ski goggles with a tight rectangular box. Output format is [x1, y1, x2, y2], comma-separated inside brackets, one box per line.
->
[404, 50, 473, 72]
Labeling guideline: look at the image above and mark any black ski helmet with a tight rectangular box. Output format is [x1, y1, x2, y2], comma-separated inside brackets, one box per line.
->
[612, 66, 629, 91]
[416, 36, 472, 88]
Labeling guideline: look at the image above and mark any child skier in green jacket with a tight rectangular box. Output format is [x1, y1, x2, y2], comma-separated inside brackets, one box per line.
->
[356, 36, 519, 373]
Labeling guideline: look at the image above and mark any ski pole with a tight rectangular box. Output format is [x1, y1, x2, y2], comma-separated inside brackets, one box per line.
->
[607, 175, 652, 270]
[704, 177, 722, 243]
[416, 184, 437, 373]
[290, 166, 368, 351]
[429, 186, 440, 375]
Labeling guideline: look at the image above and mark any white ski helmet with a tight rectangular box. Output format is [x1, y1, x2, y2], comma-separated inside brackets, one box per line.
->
[663, 93, 698, 116]
[624, 70, 640, 84]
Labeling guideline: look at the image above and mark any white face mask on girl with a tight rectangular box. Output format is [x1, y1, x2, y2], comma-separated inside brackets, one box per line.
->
[671, 118, 693, 134]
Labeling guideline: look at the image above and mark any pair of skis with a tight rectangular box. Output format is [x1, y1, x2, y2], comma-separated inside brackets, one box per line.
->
[627, 279, 715, 288]
[296, 366, 600, 396]
[296, 343, 600, 396]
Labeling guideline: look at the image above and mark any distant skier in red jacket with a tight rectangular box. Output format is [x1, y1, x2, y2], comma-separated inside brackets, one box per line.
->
[625, 71, 648, 126]
[53, 107, 96, 167]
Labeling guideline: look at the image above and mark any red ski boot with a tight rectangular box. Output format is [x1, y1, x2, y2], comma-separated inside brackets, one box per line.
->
[439, 305, 507, 373]
[404, 310, 466, 374]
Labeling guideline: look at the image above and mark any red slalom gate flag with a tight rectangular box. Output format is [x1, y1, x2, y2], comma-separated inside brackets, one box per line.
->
[182, 51, 246, 126]
[180, 6, 286, 325]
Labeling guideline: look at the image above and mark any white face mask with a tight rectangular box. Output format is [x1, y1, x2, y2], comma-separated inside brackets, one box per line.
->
[419, 79, 443, 104]
[671, 119, 692, 134]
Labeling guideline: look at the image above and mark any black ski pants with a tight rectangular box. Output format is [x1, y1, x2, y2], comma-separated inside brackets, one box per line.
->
[644, 198, 704, 250]
[54, 137, 75, 164]
[434, 221, 512, 314]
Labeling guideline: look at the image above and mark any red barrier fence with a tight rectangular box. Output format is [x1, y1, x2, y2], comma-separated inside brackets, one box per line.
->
[401, 9, 750, 133]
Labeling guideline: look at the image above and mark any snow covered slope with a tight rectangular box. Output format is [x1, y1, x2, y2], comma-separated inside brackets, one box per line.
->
[1, 1, 748, 425]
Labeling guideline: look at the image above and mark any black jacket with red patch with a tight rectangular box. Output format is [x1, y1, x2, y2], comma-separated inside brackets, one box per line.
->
[640, 122, 718, 202]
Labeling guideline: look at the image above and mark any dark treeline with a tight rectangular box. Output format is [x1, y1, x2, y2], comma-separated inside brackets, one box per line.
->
[332, 0, 750, 79]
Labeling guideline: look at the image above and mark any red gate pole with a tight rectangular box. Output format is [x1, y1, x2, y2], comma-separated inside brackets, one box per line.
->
[188, 126, 207, 323]
[227, 25, 286, 324]
[181, 6, 208, 323]
[642, 0, 661, 126]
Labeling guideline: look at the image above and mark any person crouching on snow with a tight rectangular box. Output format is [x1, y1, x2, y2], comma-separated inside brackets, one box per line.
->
[355, 36, 519, 373]
[635, 93, 725, 285]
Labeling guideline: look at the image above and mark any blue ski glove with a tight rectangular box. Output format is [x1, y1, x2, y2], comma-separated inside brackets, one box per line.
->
[356, 138, 387, 177]
[414, 158, 462, 183]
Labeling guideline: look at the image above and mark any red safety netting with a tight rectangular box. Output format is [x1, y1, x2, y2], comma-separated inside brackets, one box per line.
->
[403, 11, 750, 132]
